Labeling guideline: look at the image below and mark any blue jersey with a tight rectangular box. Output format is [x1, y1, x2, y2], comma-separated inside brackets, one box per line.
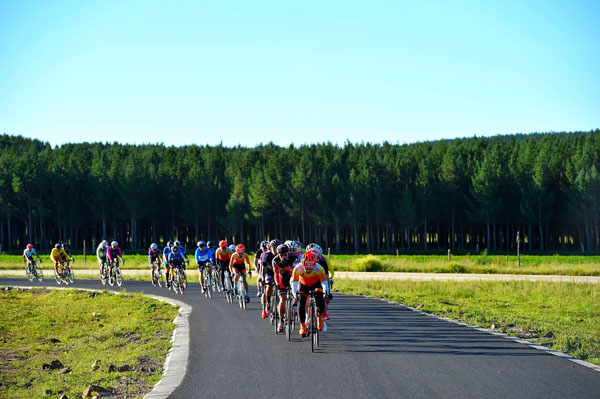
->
[169, 251, 184, 265]
[195, 247, 211, 263]
[163, 246, 172, 264]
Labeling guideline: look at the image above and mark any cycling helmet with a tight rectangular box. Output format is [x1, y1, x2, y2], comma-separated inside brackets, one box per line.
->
[207, 240, 215, 248]
[150, 243, 158, 250]
[167, 240, 173, 247]
[306, 243, 323, 256]
[55, 243, 61, 248]
[260, 241, 268, 251]
[63, 242, 69, 248]
[277, 244, 289, 255]
[303, 250, 318, 269]
[111, 241, 118, 247]
[219, 240, 227, 248]
[172, 245, 179, 252]
[229, 244, 236, 251]
[102, 241, 108, 248]
[236, 244, 245, 254]
[174, 240, 181, 247]
[295, 241, 303, 249]
[269, 239, 281, 252]
[198, 240, 206, 248]
[27, 243, 33, 249]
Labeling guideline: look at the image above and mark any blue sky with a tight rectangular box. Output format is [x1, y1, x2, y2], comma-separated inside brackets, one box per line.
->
[1, 0, 599, 147]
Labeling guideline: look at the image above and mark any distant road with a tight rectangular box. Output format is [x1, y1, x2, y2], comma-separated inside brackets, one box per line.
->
[2, 277, 600, 399]
[2, 270, 599, 283]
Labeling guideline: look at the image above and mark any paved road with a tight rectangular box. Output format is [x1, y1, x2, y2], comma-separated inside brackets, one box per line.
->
[2, 277, 600, 399]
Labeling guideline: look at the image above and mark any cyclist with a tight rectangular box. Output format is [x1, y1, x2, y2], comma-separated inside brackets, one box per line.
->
[148, 243, 162, 281]
[23, 243, 42, 271]
[195, 241, 212, 293]
[306, 243, 333, 319]
[260, 239, 280, 319]
[229, 244, 251, 303]
[163, 241, 174, 287]
[273, 243, 298, 332]
[107, 241, 124, 283]
[168, 245, 186, 285]
[62, 242, 73, 261]
[254, 241, 268, 297]
[215, 240, 231, 289]
[50, 243, 68, 276]
[207, 241, 217, 262]
[96, 240, 109, 276]
[292, 250, 328, 337]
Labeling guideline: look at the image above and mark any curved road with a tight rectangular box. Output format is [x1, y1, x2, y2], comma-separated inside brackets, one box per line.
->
[2, 277, 599, 399]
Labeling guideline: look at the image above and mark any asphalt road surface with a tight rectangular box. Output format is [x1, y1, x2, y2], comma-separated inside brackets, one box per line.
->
[2, 277, 599, 399]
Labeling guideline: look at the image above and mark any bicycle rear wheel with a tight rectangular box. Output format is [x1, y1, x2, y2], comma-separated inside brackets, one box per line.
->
[26, 265, 34, 281]
[34, 264, 44, 282]
[311, 302, 318, 352]
[67, 266, 74, 284]
[285, 299, 293, 341]
[274, 292, 279, 334]
[157, 268, 164, 288]
[115, 267, 123, 287]
[54, 268, 62, 284]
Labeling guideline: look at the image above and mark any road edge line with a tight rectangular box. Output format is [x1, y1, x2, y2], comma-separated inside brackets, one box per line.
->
[0, 285, 191, 398]
[339, 292, 600, 373]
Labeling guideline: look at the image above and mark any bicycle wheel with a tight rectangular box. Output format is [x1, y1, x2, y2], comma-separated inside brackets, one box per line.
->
[115, 267, 123, 287]
[67, 266, 74, 284]
[179, 272, 185, 295]
[108, 268, 115, 286]
[54, 267, 62, 284]
[274, 292, 279, 334]
[285, 299, 293, 341]
[311, 302, 318, 352]
[34, 264, 44, 282]
[26, 265, 34, 281]
[157, 268, 164, 288]
[269, 291, 277, 324]
[172, 272, 180, 294]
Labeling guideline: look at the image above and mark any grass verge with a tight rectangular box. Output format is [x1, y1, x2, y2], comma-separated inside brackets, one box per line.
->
[0, 288, 178, 399]
[334, 279, 600, 365]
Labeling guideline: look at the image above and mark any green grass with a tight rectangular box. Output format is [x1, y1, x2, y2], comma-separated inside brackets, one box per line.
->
[0, 288, 178, 399]
[334, 279, 600, 365]
[3, 253, 600, 275]
[328, 254, 600, 276]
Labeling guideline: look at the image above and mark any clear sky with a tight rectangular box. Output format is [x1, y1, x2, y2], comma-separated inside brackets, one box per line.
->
[1, 0, 599, 147]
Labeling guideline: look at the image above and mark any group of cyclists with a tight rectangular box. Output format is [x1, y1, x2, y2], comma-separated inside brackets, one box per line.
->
[22, 236, 333, 338]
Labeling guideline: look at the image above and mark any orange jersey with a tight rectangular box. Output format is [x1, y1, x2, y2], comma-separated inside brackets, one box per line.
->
[216, 247, 231, 261]
[229, 253, 250, 268]
[292, 264, 326, 287]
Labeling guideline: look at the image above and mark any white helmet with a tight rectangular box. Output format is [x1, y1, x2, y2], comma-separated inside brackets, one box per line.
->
[306, 243, 322, 256]
[150, 243, 158, 250]
[111, 241, 118, 247]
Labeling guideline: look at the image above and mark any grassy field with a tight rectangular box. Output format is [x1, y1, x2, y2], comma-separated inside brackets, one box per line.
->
[2, 253, 599, 275]
[0, 288, 178, 399]
[333, 279, 600, 365]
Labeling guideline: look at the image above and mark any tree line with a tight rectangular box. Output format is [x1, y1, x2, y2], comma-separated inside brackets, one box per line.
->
[0, 130, 599, 254]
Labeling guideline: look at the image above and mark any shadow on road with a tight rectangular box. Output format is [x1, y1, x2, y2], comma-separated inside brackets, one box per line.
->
[320, 294, 543, 357]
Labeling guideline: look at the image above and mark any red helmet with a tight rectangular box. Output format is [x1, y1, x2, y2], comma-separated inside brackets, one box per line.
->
[219, 240, 228, 248]
[27, 243, 33, 249]
[236, 244, 245, 254]
[303, 250, 318, 269]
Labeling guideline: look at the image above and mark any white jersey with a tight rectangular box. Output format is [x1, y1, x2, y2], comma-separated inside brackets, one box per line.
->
[23, 248, 38, 258]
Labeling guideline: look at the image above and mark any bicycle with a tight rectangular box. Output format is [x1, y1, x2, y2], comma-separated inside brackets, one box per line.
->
[223, 270, 234, 303]
[151, 259, 164, 287]
[236, 272, 247, 310]
[202, 262, 213, 299]
[213, 264, 224, 293]
[26, 258, 43, 282]
[108, 258, 124, 287]
[285, 287, 296, 341]
[172, 263, 186, 295]
[99, 259, 109, 285]
[306, 290, 320, 352]
[54, 260, 74, 285]
[269, 286, 278, 326]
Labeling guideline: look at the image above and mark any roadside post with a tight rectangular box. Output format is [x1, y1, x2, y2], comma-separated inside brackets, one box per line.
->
[448, 249, 451, 262]
[84, 240, 86, 263]
[516, 231, 520, 267]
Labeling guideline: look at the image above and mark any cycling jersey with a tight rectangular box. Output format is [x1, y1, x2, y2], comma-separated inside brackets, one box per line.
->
[23, 248, 38, 259]
[215, 247, 231, 262]
[195, 247, 211, 263]
[318, 254, 330, 275]
[261, 251, 276, 273]
[168, 251, 185, 267]
[254, 248, 264, 268]
[148, 248, 162, 265]
[162, 246, 172, 265]
[96, 244, 108, 261]
[273, 254, 298, 291]
[229, 253, 250, 273]
[107, 247, 122, 261]
[292, 264, 327, 288]
[50, 248, 67, 263]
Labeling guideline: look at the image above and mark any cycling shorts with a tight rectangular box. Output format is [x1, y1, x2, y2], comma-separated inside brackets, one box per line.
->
[298, 281, 323, 295]
[232, 264, 246, 274]
[264, 274, 274, 285]
[216, 259, 229, 270]
[276, 274, 291, 293]
[171, 262, 185, 270]
[149, 256, 160, 267]
[197, 260, 211, 270]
